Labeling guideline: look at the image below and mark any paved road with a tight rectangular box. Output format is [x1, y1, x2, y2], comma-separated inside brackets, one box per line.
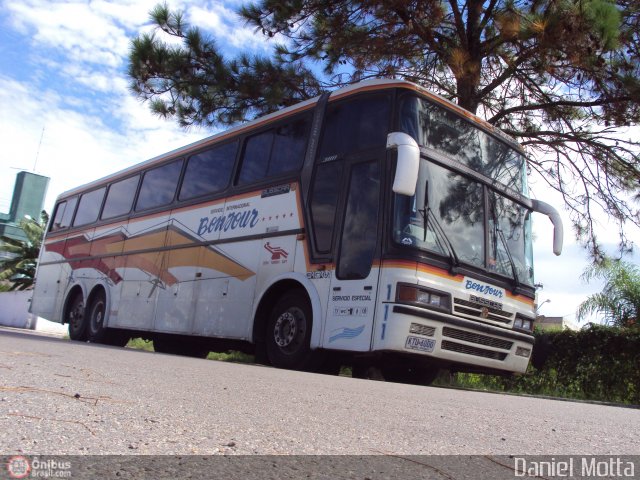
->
[1, 328, 638, 456]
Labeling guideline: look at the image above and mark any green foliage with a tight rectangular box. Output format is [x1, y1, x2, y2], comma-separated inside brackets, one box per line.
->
[207, 350, 254, 363]
[124, 337, 256, 364]
[0, 211, 48, 291]
[577, 258, 640, 326]
[448, 325, 640, 404]
[126, 337, 155, 352]
[128, 2, 321, 127]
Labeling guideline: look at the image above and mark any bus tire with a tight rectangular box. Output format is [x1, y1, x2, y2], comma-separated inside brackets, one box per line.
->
[266, 290, 312, 370]
[87, 290, 108, 343]
[66, 292, 87, 341]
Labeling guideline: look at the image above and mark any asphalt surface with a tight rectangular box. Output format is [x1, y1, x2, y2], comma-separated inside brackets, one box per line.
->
[1, 328, 639, 457]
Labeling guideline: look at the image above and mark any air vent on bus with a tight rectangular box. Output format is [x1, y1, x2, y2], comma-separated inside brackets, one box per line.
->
[441, 340, 508, 361]
[442, 327, 513, 350]
[409, 323, 436, 337]
[453, 298, 513, 324]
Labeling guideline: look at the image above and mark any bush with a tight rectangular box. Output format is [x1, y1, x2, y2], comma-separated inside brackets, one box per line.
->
[448, 325, 640, 405]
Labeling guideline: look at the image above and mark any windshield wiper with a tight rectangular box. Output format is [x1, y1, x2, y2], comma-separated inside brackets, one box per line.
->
[419, 180, 460, 273]
[496, 228, 520, 289]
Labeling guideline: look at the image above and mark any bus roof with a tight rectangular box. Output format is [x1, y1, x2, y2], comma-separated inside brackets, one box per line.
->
[58, 79, 522, 199]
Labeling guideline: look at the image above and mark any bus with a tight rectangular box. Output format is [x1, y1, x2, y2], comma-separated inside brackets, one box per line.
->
[31, 79, 563, 384]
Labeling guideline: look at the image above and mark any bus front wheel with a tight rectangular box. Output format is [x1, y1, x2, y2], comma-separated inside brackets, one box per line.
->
[66, 293, 87, 341]
[266, 291, 312, 370]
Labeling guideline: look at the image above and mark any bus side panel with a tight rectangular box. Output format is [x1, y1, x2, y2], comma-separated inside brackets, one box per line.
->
[113, 214, 171, 331]
[156, 199, 226, 334]
[31, 235, 71, 322]
[85, 223, 128, 327]
[291, 240, 331, 350]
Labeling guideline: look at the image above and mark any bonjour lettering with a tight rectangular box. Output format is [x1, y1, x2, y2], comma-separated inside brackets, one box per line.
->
[197, 208, 259, 235]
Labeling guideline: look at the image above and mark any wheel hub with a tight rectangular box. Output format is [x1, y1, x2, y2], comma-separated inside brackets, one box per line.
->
[274, 311, 297, 347]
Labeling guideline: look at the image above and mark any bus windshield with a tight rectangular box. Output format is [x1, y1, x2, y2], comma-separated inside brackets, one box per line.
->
[394, 95, 534, 287]
[398, 94, 526, 192]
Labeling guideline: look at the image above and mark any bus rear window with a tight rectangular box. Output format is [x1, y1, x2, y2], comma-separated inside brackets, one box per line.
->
[51, 197, 78, 231]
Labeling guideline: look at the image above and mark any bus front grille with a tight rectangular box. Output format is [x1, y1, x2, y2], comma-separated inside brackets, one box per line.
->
[453, 298, 513, 324]
[441, 340, 508, 361]
[409, 323, 436, 337]
[442, 327, 513, 350]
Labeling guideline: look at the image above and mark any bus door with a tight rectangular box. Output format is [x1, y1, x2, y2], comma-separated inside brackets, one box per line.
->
[324, 160, 381, 351]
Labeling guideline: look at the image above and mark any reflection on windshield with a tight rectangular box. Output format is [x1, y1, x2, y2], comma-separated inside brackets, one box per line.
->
[399, 95, 525, 193]
[488, 192, 534, 285]
[394, 161, 535, 287]
[394, 162, 485, 269]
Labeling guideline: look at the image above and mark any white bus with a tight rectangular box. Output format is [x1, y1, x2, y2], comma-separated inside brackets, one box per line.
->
[31, 79, 562, 384]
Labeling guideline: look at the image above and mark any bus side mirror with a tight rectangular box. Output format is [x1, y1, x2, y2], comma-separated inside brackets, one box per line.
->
[387, 132, 419, 196]
[531, 199, 564, 256]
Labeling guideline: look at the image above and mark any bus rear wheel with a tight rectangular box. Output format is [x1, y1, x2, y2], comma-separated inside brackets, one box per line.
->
[87, 291, 108, 343]
[66, 293, 87, 341]
[266, 291, 312, 370]
[86, 291, 130, 346]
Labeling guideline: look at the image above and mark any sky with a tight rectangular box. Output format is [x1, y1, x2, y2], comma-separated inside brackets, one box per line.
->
[0, 0, 638, 325]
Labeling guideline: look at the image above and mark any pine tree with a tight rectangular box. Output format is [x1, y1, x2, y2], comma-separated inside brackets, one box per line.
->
[128, 1, 640, 256]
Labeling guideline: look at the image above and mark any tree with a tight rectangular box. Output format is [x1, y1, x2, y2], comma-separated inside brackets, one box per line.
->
[0, 211, 49, 291]
[128, 1, 640, 257]
[577, 257, 640, 326]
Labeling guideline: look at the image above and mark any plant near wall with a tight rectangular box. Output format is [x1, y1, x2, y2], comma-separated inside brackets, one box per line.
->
[0, 211, 48, 291]
[577, 257, 640, 327]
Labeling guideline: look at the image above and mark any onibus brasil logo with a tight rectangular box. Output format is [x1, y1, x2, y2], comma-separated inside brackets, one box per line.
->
[6, 456, 71, 479]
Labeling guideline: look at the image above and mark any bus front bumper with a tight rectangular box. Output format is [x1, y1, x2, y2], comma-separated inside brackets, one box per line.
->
[377, 304, 534, 374]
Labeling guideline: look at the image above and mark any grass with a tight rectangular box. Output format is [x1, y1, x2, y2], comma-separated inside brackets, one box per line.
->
[125, 337, 255, 363]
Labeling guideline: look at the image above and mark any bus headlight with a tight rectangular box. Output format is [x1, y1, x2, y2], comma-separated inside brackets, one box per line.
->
[396, 284, 450, 312]
[514, 314, 535, 332]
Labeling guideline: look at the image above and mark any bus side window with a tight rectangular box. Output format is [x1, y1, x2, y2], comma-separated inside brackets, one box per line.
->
[237, 130, 274, 185]
[337, 161, 380, 280]
[318, 95, 390, 161]
[237, 116, 310, 185]
[102, 175, 140, 220]
[310, 161, 343, 254]
[180, 141, 238, 200]
[73, 188, 106, 227]
[135, 159, 183, 212]
[59, 197, 78, 230]
[269, 117, 309, 176]
[51, 201, 68, 232]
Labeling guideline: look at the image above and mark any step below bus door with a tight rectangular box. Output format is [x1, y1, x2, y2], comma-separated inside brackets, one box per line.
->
[323, 160, 381, 351]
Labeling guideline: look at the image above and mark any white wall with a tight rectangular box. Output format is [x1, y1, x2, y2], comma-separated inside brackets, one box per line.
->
[0, 290, 37, 329]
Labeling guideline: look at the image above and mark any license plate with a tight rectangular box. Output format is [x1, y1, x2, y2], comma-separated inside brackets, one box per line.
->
[405, 336, 436, 353]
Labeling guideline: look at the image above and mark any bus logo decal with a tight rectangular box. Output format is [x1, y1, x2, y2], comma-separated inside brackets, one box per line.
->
[463, 277, 504, 299]
[197, 208, 259, 235]
[264, 242, 288, 260]
[329, 324, 365, 343]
